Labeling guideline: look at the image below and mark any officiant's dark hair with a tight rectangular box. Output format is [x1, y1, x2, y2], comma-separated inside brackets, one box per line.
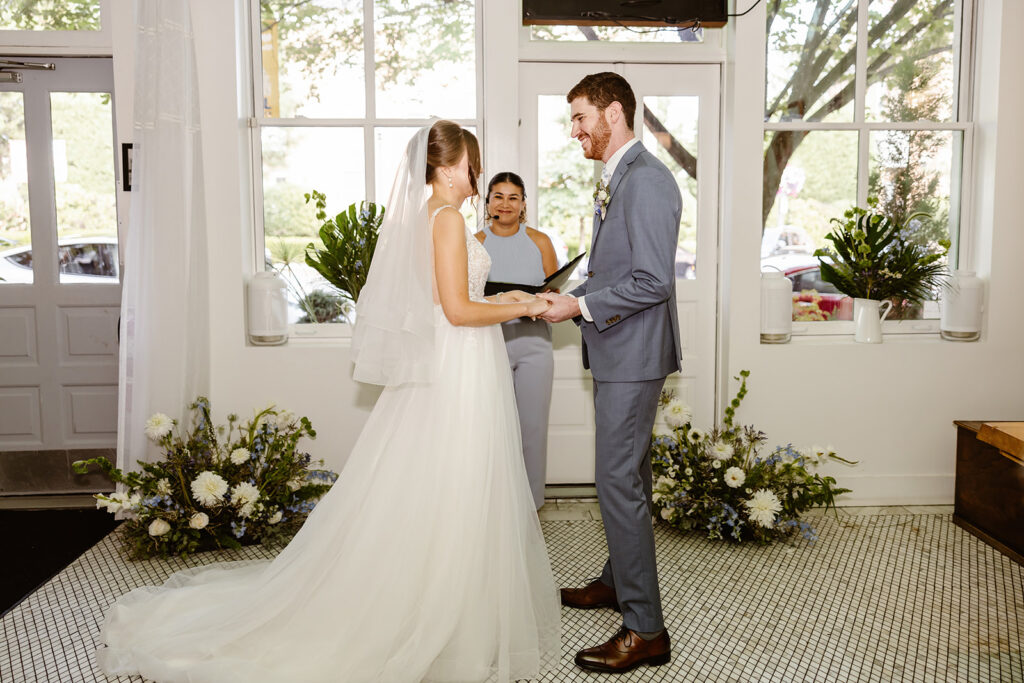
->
[426, 120, 481, 196]
[567, 72, 636, 131]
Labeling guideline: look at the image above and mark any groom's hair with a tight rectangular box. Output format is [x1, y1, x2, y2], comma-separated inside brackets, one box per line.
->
[567, 72, 636, 131]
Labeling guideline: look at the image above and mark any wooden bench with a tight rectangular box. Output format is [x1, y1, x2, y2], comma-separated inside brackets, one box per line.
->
[953, 421, 1024, 565]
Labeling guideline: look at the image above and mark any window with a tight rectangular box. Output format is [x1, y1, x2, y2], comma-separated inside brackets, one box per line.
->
[763, 0, 972, 332]
[0, 0, 110, 48]
[249, 0, 480, 330]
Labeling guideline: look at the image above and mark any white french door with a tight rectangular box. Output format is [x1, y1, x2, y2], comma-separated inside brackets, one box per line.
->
[0, 57, 121, 453]
[519, 62, 720, 484]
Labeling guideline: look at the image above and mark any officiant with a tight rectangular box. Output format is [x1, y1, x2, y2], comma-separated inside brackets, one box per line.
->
[476, 172, 558, 510]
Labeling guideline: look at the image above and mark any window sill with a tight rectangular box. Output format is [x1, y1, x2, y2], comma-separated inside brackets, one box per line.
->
[790, 319, 940, 336]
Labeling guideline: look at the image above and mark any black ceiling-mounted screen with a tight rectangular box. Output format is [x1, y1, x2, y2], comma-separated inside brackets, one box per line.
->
[522, 1, 728, 29]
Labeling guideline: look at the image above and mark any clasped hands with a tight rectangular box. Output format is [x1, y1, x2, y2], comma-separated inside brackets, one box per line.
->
[499, 290, 579, 322]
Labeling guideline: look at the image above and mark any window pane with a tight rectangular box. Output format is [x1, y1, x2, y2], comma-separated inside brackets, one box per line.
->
[262, 127, 364, 323]
[763, 130, 858, 321]
[642, 96, 698, 279]
[0, 1, 100, 30]
[50, 92, 118, 284]
[536, 95, 597, 277]
[374, 0, 476, 119]
[260, 0, 365, 118]
[765, 1, 858, 122]
[866, 0, 957, 122]
[0, 92, 31, 284]
[530, 25, 704, 43]
[868, 129, 958, 319]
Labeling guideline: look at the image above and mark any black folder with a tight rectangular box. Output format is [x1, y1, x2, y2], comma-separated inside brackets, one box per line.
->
[484, 252, 586, 297]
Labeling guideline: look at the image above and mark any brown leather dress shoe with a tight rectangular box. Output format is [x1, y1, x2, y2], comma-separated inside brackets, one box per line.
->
[574, 626, 671, 673]
[559, 579, 620, 612]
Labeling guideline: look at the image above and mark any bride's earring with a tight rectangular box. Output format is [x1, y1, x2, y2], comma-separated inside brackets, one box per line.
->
[448, 175, 453, 188]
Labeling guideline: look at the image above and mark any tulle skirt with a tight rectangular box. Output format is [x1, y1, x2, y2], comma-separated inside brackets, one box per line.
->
[97, 309, 562, 682]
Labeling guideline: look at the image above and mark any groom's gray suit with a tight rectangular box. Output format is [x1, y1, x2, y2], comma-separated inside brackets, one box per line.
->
[570, 140, 682, 633]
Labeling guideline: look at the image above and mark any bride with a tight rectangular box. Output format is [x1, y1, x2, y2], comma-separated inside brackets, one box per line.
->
[96, 121, 561, 683]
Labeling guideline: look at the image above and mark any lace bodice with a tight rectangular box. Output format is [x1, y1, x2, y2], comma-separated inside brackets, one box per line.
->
[430, 205, 491, 301]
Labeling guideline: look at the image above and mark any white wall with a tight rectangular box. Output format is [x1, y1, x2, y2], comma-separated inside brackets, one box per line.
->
[110, 0, 1024, 503]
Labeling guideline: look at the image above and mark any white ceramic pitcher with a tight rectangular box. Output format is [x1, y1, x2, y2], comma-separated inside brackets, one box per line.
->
[853, 298, 893, 343]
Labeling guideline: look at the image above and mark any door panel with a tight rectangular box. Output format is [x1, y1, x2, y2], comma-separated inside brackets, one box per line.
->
[0, 57, 120, 456]
[520, 62, 720, 484]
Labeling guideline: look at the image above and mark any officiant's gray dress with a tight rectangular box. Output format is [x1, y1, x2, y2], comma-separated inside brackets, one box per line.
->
[481, 224, 553, 510]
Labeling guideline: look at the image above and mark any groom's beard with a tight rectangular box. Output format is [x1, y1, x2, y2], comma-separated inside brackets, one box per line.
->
[582, 115, 611, 161]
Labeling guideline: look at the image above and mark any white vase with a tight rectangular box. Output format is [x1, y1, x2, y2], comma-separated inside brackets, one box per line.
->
[940, 270, 984, 341]
[247, 271, 289, 345]
[853, 297, 893, 343]
[760, 271, 793, 343]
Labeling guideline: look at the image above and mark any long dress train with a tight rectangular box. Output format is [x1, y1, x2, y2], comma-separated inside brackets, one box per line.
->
[96, 211, 561, 682]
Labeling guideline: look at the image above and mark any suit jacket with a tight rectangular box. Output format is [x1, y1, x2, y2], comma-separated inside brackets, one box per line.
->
[570, 141, 683, 382]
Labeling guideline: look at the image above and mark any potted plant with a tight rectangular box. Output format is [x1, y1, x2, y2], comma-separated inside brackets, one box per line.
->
[304, 190, 383, 313]
[814, 198, 949, 343]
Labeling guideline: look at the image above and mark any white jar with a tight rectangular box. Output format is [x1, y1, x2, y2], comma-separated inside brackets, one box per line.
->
[248, 271, 289, 345]
[940, 270, 984, 341]
[761, 271, 793, 343]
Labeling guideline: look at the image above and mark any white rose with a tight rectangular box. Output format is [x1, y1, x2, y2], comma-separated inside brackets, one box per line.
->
[143, 413, 174, 442]
[660, 507, 673, 520]
[229, 447, 251, 465]
[711, 460, 722, 469]
[267, 510, 283, 525]
[684, 467, 693, 476]
[191, 471, 229, 507]
[148, 518, 171, 536]
[724, 466, 746, 488]
[189, 512, 209, 529]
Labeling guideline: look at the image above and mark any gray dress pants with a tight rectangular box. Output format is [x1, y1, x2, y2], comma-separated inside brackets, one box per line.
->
[593, 377, 666, 633]
[502, 319, 553, 510]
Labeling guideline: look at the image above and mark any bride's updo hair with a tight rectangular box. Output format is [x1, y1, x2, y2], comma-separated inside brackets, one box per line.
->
[426, 120, 481, 196]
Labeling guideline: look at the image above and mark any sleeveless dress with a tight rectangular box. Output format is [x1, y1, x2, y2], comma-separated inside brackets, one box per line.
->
[480, 225, 553, 510]
[96, 206, 561, 683]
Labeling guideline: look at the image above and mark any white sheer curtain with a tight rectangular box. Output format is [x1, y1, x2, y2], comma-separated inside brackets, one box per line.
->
[117, 0, 209, 472]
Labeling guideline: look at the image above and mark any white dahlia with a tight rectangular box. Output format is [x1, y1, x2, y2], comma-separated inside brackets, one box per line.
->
[229, 447, 251, 465]
[143, 413, 174, 442]
[663, 399, 692, 429]
[744, 489, 782, 528]
[231, 481, 260, 507]
[191, 471, 228, 507]
[711, 441, 734, 461]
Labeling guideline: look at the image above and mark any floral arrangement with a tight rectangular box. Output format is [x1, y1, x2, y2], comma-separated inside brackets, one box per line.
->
[650, 371, 854, 544]
[814, 197, 949, 305]
[304, 190, 383, 304]
[593, 178, 610, 220]
[73, 397, 338, 559]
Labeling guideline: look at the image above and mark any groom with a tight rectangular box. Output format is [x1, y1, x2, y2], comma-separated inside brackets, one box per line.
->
[539, 72, 682, 673]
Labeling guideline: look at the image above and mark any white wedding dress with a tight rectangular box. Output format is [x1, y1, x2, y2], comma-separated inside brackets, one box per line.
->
[97, 209, 561, 683]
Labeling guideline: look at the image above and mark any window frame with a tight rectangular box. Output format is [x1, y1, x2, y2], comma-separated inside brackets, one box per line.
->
[245, 0, 483, 338]
[0, 0, 111, 50]
[762, 0, 977, 337]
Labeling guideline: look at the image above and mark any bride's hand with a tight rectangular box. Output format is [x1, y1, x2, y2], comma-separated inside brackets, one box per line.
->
[500, 290, 534, 303]
[524, 297, 551, 320]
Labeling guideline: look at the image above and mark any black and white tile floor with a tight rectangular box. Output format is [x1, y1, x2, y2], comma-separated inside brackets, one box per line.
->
[2, 504, 1022, 682]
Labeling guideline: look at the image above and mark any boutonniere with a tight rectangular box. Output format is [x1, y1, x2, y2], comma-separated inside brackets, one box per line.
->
[593, 178, 610, 220]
